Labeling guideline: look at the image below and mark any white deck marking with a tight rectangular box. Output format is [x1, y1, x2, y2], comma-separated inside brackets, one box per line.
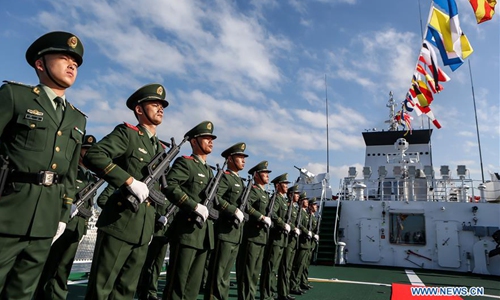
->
[308, 277, 391, 287]
[405, 269, 425, 286]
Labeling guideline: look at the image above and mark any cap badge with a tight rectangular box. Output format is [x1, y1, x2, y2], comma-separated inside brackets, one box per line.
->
[67, 36, 78, 49]
[241, 144, 245, 150]
[264, 161, 268, 168]
[207, 122, 212, 130]
[87, 136, 93, 143]
[157, 86, 163, 96]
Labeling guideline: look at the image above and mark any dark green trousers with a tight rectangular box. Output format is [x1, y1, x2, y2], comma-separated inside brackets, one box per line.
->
[204, 239, 240, 300]
[136, 236, 169, 299]
[277, 239, 297, 298]
[236, 240, 265, 300]
[260, 243, 284, 300]
[0, 235, 52, 300]
[85, 230, 148, 300]
[35, 224, 85, 300]
[290, 247, 310, 291]
[163, 242, 208, 300]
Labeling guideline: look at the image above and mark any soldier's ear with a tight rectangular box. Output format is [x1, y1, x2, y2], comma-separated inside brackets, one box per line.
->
[34, 59, 44, 72]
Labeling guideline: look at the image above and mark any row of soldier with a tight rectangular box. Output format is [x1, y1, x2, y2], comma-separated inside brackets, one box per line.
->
[0, 30, 322, 300]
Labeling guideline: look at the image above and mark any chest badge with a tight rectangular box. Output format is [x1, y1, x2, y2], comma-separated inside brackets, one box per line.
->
[138, 148, 147, 154]
[27, 109, 44, 116]
[198, 173, 206, 178]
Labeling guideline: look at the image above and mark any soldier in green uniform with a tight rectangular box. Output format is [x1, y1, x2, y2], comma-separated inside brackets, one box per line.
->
[290, 195, 312, 295]
[204, 142, 248, 300]
[236, 161, 273, 300]
[260, 173, 292, 300]
[300, 199, 319, 290]
[83, 83, 169, 299]
[277, 185, 301, 300]
[0, 31, 86, 299]
[162, 121, 217, 300]
[34, 135, 97, 300]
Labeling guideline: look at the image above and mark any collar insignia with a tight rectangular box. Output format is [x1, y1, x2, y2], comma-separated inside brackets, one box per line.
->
[27, 109, 43, 116]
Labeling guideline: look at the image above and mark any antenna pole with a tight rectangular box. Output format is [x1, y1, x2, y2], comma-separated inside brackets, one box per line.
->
[468, 60, 485, 183]
[325, 74, 330, 174]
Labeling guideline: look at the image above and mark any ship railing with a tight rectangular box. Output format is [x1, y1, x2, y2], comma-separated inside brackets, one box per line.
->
[338, 176, 485, 202]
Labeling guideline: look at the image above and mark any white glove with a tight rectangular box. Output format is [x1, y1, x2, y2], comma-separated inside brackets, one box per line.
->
[194, 204, 209, 222]
[284, 223, 291, 233]
[294, 228, 300, 236]
[235, 208, 244, 223]
[70, 204, 79, 218]
[52, 222, 67, 245]
[314, 234, 319, 241]
[308, 231, 313, 238]
[158, 215, 168, 226]
[262, 216, 272, 228]
[148, 235, 153, 245]
[126, 178, 149, 203]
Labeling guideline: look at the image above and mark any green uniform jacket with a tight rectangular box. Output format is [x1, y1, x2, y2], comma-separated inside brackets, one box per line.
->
[243, 185, 269, 246]
[298, 209, 311, 250]
[285, 202, 299, 248]
[83, 123, 161, 245]
[0, 82, 86, 237]
[65, 165, 96, 235]
[164, 155, 214, 250]
[269, 194, 288, 247]
[215, 170, 245, 244]
[309, 214, 318, 248]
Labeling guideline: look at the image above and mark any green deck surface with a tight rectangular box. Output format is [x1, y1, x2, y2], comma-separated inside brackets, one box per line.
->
[67, 265, 500, 300]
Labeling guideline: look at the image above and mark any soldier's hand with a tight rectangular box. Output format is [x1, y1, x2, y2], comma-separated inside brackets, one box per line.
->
[158, 215, 168, 226]
[261, 216, 272, 228]
[70, 204, 79, 219]
[52, 222, 67, 245]
[284, 223, 291, 233]
[235, 208, 244, 223]
[294, 228, 301, 236]
[308, 231, 313, 238]
[194, 204, 209, 222]
[314, 234, 319, 241]
[126, 178, 149, 202]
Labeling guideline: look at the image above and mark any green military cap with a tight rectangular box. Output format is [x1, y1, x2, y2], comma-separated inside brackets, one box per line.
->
[309, 197, 317, 205]
[299, 192, 308, 200]
[271, 173, 290, 184]
[26, 31, 84, 68]
[184, 121, 217, 140]
[248, 160, 272, 175]
[82, 135, 97, 148]
[221, 142, 248, 158]
[126, 83, 168, 110]
[288, 184, 300, 193]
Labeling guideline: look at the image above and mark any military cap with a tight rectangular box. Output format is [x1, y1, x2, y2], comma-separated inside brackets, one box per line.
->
[126, 83, 168, 110]
[184, 121, 217, 140]
[26, 31, 84, 68]
[299, 192, 308, 200]
[271, 173, 290, 184]
[288, 184, 300, 194]
[221, 142, 248, 158]
[248, 160, 272, 175]
[309, 197, 318, 205]
[82, 135, 97, 148]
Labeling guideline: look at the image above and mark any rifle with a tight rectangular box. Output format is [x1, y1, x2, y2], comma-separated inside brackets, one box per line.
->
[283, 194, 294, 247]
[295, 199, 304, 250]
[194, 160, 227, 228]
[264, 191, 277, 232]
[125, 136, 188, 212]
[233, 174, 253, 228]
[157, 203, 180, 229]
[73, 177, 105, 218]
[0, 156, 9, 199]
[306, 208, 314, 240]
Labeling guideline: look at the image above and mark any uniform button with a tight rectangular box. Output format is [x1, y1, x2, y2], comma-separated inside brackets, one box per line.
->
[117, 202, 122, 206]
[57, 131, 62, 136]
[140, 158, 143, 161]
[30, 124, 35, 128]
[55, 146, 60, 152]
[147, 202, 150, 206]
[51, 163, 57, 170]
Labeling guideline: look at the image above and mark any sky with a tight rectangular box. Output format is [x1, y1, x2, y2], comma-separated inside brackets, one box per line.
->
[1, 0, 498, 193]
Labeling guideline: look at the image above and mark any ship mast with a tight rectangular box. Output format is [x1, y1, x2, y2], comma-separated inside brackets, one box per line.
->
[385, 91, 398, 131]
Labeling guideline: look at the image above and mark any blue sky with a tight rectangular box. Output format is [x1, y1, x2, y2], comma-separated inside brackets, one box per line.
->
[1, 0, 498, 192]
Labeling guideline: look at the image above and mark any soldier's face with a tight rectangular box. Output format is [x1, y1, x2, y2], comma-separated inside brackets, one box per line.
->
[302, 200, 309, 208]
[293, 193, 300, 202]
[139, 101, 164, 125]
[36, 53, 78, 88]
[230, 155, 245, 171]
[277, 182, 288, 194]
[255, 171, 269, 185]
[193, 136, 213, 155]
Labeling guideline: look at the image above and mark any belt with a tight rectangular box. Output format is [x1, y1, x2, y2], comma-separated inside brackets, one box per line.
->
[9, 170, 60, 186]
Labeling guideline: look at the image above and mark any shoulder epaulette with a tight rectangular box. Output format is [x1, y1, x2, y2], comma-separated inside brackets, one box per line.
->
[69, 103, 88, 118]
[182, 155, 194, 160]
[160, 143, 167, 149]
[123, 122, 139, 131]
[2, 80, 34, 88]
[224, 170, 231, 175]
[252, 185, 258, 188]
